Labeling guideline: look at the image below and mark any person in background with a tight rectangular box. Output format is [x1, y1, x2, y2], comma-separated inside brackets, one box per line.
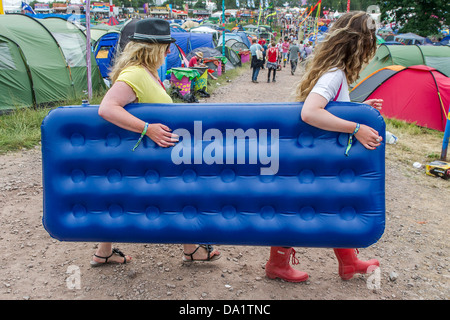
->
[258, 39, 267, 69]
[298, 40, 306, 61]
[304, 42, 313, 57]
[249, 38, 264, 83]
[288, 41, 300, 75]
[188, 51, 206, 68]
[276, 38, 283, 64]
[281, 37, 290, 67]
[265, 11, 383, 282]
[94, 18, 221, 266]
[266, 41, 278, 82]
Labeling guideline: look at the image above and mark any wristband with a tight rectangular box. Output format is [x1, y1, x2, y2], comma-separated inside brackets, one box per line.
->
[132, 122, 149, 151]
[345, 123, 360, 156]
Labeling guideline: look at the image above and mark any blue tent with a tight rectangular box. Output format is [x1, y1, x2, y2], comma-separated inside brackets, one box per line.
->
[437, 36, 450, 46]
[172, 32, 214, 55]
[162, 32, 214, 80]
[94, 28, 214, 81]
[94, 32, 120, 78]
[233, 31, 251, 48]
[218, 33, 250, 48]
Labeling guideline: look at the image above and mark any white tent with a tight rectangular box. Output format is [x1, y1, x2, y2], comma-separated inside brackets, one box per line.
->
[190, 26, 219, 41]
[394, 33, 426, 45]
[181, 20, 199, 30]
[2, 0, 22, 12]
[190, 26, 219, 35]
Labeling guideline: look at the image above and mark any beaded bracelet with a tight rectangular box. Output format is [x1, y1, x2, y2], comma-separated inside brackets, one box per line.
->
[345, 123, 360, 157]
[132, 122, 149, 151]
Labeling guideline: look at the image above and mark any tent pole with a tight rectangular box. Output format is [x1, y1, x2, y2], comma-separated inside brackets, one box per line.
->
[441, 108, 450, 161]
[86, 0, 92, 100]
[222, 0, 225, 56]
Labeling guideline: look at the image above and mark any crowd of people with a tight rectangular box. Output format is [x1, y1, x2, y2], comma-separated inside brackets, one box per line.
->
[249, 35, 313, 83]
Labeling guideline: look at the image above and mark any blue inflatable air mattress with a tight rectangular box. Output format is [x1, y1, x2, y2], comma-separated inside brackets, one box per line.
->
[41, 102, 385, 248]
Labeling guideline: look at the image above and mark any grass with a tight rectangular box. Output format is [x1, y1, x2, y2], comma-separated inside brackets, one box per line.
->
[204, 66, 247, 94]
[0, 66, 446, 167]
[0, 106, 49, 153]
[0, 93, 105, 155]
[0, 67, 247, 155]
[384, 118, 446, 166]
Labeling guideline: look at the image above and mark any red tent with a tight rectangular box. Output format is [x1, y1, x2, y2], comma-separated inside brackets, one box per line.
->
[107, 16, 119, 26]
[351, 65, 450, 132]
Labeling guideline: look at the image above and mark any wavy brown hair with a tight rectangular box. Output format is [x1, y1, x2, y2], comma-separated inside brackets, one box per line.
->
[295, 11, 377, 101]
[109, 41, 168, 84]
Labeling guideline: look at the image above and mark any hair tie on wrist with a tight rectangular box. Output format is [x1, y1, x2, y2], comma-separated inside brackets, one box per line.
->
[132, 122, 149, 151]
[345, 123, 360, 156]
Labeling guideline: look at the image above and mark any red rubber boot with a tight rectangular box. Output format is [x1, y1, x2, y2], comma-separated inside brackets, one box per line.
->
[333, 249, 380, 280]
[265, 247, 309, 282]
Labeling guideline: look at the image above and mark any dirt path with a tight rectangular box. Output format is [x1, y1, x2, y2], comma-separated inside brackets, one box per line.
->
[0, 63, 448, 301]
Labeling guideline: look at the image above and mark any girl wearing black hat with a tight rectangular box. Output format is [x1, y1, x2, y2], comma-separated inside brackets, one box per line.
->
[93, 19, 221, 266]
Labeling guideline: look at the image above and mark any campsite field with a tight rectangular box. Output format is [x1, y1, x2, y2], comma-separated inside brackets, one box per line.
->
[0, 64, 448, 302]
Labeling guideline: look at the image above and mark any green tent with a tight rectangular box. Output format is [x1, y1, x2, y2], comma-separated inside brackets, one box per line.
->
[0, 14, 105, 111]
[355, 44, 450, 86]
[39, 17, 105, 101]
[376, 35, 385, 45]
[90, 23, 122, 45]
[0, 35, 33, 108]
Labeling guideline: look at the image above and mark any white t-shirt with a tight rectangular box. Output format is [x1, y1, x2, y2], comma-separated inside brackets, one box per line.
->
[310, 68, 350, 102]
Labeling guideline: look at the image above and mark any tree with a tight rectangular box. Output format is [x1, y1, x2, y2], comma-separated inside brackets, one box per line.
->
[194, 1, 207, 10]
[112, 0, 147, 10]
[161, 0, 185, 9]
[301, 1, 373, 12]
[377, 0, 450, 36]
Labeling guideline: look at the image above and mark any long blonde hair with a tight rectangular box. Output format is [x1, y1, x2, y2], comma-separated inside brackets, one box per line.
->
[109, 41, 168, 83]
[295, 11, 377, 101]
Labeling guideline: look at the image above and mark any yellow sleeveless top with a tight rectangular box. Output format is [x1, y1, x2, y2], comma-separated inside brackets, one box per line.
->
[116, 65, 173, 104]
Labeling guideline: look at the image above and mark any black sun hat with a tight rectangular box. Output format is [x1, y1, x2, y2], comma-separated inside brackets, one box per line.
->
[129, 18, 176, 44]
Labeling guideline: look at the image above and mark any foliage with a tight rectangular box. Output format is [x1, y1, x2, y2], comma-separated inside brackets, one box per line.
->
[0, 107, 50, 154]
[206, 1, 377, 11]
[376, 0, 449, 36]
[0, 94, 104, 154]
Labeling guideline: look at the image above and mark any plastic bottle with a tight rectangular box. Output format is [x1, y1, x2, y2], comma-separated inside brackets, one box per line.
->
[385, 131, 398, 144]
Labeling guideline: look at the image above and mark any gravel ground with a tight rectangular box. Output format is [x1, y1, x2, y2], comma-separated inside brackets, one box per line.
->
[0, 63, 448, 302]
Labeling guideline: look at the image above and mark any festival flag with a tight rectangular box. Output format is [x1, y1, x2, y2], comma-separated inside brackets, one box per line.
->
[347, 0, 350, 12]
[257, 0, 262, 25]
[299, 0, 321, 27]
[21, 1, 36, 14]
[314, 0, 321, 35]
[0, 0, 4, 15]
[236, 0, 239, 7]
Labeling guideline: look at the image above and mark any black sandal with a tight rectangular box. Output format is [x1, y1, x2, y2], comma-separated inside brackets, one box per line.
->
[183, 245, 221, 262]
[90, 248, 129, 267]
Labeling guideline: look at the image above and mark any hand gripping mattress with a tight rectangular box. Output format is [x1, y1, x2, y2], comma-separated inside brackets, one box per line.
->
[41, 102, 385, 248]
